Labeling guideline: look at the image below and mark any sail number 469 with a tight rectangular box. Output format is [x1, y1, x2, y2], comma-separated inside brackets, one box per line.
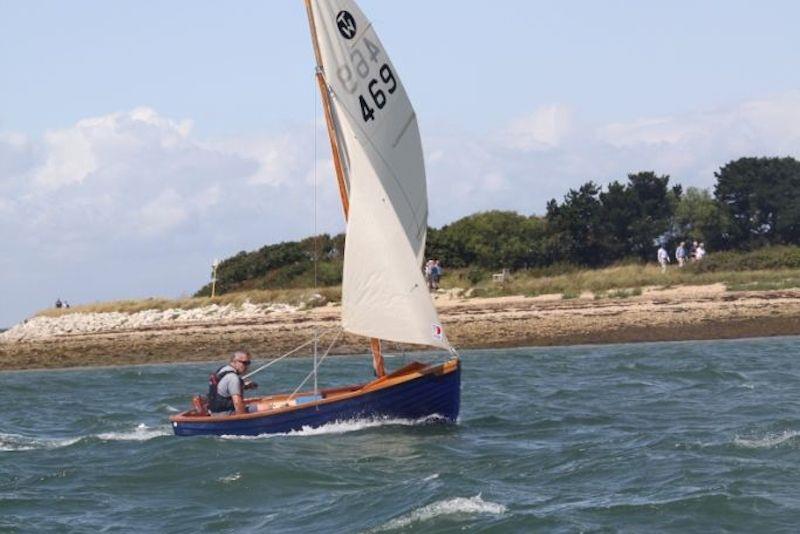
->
[335, 37, 398, 123]
[359, 65, 396, 122]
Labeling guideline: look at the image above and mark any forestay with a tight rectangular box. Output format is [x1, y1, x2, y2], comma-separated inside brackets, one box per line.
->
[309, 0, 448, 349]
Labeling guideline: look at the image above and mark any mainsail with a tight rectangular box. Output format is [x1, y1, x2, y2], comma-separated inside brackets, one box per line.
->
[307, 0, 448, 349]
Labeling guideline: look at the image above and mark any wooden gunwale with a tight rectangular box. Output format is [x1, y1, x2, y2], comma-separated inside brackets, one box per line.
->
[171, 358, 459, 423]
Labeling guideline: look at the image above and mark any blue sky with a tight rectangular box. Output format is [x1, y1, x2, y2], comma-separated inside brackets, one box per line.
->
[2, 0, 800, 327]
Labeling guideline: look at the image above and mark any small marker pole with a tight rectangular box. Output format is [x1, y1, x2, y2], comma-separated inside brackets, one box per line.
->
[210, 259, 220, 298]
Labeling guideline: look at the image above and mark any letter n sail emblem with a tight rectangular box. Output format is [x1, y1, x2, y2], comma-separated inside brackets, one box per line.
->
[336, 11, 357, 40]
[432, 323, 444, 341]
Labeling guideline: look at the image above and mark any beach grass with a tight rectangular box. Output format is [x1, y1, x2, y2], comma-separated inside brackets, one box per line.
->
[445, 264, 800, 299]
[37, 286, 342, 318]
[35, 263, 800, 318]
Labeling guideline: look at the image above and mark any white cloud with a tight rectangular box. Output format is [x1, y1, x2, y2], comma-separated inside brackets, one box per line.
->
[501, 104, 573, 151]
[138, 188, 189, 236]
[33, 127, 97, 189]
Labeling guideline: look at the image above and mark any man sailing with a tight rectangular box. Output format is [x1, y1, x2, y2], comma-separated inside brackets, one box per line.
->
[207, 351, 258, 415]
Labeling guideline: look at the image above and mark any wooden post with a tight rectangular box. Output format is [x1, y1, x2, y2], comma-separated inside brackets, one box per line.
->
[210, 259, 219, 298]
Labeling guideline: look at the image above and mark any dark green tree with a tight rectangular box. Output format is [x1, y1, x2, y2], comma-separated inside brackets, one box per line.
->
[714, 157, 800, 247]
[618, 171, 679, 259]
[426, 211, 546, 269]
[545, 182, 607, 266]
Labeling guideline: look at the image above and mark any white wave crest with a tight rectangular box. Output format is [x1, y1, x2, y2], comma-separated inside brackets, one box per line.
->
[220, 415, 445, 440]
[96, 423, 172, 441]
[0, 423, 170, 451]
[219, 472, 242, 483]
[375, 495, 507, 531]
[0, 433, 80, 452]
[734, 430, 800, 449]
[423, 473, 439, 482]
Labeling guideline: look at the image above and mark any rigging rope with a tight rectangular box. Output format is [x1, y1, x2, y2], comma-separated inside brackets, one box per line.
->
[313, 63, 320, 396]
[241, 327, 339, 380]
[288, 330, 343, 401]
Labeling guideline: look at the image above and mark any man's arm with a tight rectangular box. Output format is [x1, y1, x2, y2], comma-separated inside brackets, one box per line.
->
[232, 394, 247, 415]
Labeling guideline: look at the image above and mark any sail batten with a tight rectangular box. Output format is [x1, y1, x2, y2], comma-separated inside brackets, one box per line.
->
[308, 0, 448, 349]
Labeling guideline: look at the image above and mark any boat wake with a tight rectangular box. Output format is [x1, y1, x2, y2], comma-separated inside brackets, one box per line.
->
[220, 414, 447, 440]
[373, 494, 507, 531]
[96, 423, 172, 441]
[0, 433, 81, 452]
[0, 424, 171, 451]
[733, 429, 800, 449]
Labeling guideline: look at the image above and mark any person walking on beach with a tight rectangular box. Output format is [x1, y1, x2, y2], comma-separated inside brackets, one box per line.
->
[424, 259, 435, 291]
[675, 242, 687, 267]
[695, 242, 706, 261]
[207, 350, 258, 415]
[431, 259, 442, 290]
[657, 244, 670, 273]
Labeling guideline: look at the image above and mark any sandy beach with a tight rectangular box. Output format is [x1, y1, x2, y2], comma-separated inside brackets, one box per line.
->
[2, 284, 799, 371]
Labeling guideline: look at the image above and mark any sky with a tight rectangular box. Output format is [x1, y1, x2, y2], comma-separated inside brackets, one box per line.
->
[2, 0, 800, 327]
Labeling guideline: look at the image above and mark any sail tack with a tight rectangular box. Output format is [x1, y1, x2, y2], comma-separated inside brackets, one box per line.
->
[309, 0, 448, 349]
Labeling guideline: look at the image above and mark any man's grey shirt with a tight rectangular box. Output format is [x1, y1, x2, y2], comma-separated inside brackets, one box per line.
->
[216, 365, 242, 398]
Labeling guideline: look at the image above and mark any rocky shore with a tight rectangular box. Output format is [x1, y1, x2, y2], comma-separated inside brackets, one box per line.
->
[2, 284, 800, 371]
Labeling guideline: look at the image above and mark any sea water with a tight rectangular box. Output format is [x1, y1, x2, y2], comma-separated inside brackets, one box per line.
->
[2, 336, 800, 532]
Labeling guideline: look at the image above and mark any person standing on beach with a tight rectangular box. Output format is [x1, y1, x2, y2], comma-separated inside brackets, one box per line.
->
[207, 351, 258, 415]
[432, 259, 442, 290]
[676, 242, 687, 267]
[696, 242, 706, 261]
[424, 259, 435, 291]
[657, 244, 670, 273]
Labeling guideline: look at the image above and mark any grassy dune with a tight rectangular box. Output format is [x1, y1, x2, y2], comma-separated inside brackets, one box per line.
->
[36, 287, 342, 318]
[33, 263, 800, 319]
[444, 264, 800, 299]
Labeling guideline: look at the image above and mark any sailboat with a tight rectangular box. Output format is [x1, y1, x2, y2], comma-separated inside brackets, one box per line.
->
[170, 0, 461, 436]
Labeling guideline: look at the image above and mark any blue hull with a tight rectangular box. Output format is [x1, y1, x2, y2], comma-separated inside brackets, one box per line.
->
[172, 361, 460, 437]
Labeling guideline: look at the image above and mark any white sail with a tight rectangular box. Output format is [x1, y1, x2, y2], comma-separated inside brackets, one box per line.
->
[310, 0, 448, 349]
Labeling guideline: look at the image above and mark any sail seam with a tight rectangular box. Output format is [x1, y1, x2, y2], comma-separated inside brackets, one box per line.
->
[346, 22, 374, 51]
[330, 89, 427, 246]
[392, 112, 416, 148]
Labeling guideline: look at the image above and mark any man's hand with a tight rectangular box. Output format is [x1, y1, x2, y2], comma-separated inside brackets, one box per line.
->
[244, 380, 258, 390]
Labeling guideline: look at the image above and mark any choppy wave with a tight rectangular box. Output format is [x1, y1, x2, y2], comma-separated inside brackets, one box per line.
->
[0, 424, 170, 451]
[96, 423, 172, 441]
[374, 495, 507, 531]
[0, 432, 81, 452]
[218, 472, 242, 484]
[220, 415, 445, 440]
[734, 430, 800, 449]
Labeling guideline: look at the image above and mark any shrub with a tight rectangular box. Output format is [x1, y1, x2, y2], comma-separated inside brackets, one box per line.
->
[690, 246, 800, 272]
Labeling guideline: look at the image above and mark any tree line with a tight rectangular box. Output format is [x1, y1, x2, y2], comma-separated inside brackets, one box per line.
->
[196, 156, 800, 296]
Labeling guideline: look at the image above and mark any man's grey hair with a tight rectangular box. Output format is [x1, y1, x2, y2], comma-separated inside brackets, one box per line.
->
[231, 350, 251, 361]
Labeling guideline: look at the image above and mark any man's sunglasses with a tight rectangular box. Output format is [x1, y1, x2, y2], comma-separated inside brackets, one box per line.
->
[237, 360, 252, 366]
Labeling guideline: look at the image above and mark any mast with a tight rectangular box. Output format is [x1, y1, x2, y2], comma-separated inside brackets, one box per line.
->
[304, 0, 386, 377]
[304, 0, 349, 218]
